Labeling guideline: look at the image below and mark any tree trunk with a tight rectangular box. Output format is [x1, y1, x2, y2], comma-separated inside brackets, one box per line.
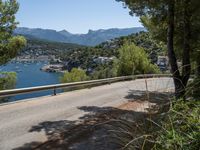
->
[197, 59, 200, 77]
[181, 0, 191, 94]
[167, 0, 183, 98]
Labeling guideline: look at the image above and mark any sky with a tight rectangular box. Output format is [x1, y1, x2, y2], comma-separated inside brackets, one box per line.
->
[16, 0, 142, 34]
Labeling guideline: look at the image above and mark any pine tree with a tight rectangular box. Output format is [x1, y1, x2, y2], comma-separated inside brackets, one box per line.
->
[116, 0, 200, 98]
[0, 0, 26, 65]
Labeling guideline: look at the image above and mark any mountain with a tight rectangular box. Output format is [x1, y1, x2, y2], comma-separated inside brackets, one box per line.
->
[15, 27, 145, 46]
[15, 27, 71, 43]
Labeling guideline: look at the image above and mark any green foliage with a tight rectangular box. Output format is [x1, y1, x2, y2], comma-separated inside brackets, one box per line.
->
[89, 39, 160, 79]
[24, 38, 85, 56]
[60, 68, 88, 83]
[59, 32, 165, 72]
[91, 62, 118, 79]
[61, 46, 107, 70]
[106, 98, 199, 150]
[116, 0, 200, 97]
[0, 36, 27, 64]
[0, 72, 16, 90]
[153, 100, 200, 150]
[0, 0, 26, 65]
[185, 77, 200, 99]
[0, 72, 16, 103]
[97, 32, 165, 64]
[116, 42, 160, 76]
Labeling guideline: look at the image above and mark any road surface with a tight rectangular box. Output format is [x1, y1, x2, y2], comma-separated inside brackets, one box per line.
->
[0, 78, 173, 150]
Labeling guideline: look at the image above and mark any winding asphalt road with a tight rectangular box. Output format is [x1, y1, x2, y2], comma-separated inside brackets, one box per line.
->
[0, 78, 173, 150]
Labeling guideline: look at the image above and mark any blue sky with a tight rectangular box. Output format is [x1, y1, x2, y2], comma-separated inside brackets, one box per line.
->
[16, 0, 142, 34]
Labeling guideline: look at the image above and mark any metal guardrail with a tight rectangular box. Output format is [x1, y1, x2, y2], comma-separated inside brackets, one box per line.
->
[0, 74, 172, 98]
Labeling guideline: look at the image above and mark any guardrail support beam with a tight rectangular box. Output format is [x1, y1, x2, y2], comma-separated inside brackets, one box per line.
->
[0, 74, 172, 98]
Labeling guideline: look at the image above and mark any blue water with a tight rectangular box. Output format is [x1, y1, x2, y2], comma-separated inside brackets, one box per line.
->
[0, 62, 62, 101]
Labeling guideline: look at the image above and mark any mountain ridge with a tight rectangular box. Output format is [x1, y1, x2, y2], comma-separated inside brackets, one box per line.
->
[15, 27, 145, 46]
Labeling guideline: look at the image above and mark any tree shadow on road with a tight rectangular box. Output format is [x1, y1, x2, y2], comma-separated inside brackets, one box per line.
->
[13, 90, 172, 150]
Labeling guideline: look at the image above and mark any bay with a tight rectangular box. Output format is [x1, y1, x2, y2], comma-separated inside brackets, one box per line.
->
[0, 62, 62, 101]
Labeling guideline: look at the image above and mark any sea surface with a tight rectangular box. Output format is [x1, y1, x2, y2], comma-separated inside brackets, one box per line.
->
[0, 62, 62, 102]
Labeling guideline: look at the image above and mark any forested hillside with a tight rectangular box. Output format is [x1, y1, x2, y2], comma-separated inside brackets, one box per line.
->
[96, 32, 165, 63]
[59, 32, 164, 70]
[18, 37, 86, 59]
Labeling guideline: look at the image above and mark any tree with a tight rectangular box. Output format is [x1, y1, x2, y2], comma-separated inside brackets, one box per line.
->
[0, 0, 26, 101]
[166, 0, 184, 97]
[91, 62, 118, 79]
[0, 72, 16, 90]
[0, 72, 16, 102]
[116, 42, 159, 76]
[116, 0, 200, 98]
[60, 68, 88, 83]
[0, 0, 26, 65]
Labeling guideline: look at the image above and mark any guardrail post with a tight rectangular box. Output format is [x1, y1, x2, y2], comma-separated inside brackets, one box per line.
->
[108, 79, 111, 85]
[53, 87, 56, 96]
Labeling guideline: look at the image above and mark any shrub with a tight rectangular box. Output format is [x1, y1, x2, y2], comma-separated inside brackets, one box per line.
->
[153, 99, 200, 150]
[0, 72, 16, 103]
[60, 68, 88, 83]
[116, 42, 160, 76]
[185, 77, 200, 99]
[0, 72, 16, 90]
[91, 62, 118, 79]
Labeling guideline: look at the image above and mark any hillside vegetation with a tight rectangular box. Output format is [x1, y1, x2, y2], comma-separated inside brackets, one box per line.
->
[19, 37, 85, 58]
[60, 32, 164, 72]
[60, 32, 161, 82]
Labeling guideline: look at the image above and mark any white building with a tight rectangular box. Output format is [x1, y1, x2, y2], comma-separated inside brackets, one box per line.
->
[93, 56, 115, 64]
